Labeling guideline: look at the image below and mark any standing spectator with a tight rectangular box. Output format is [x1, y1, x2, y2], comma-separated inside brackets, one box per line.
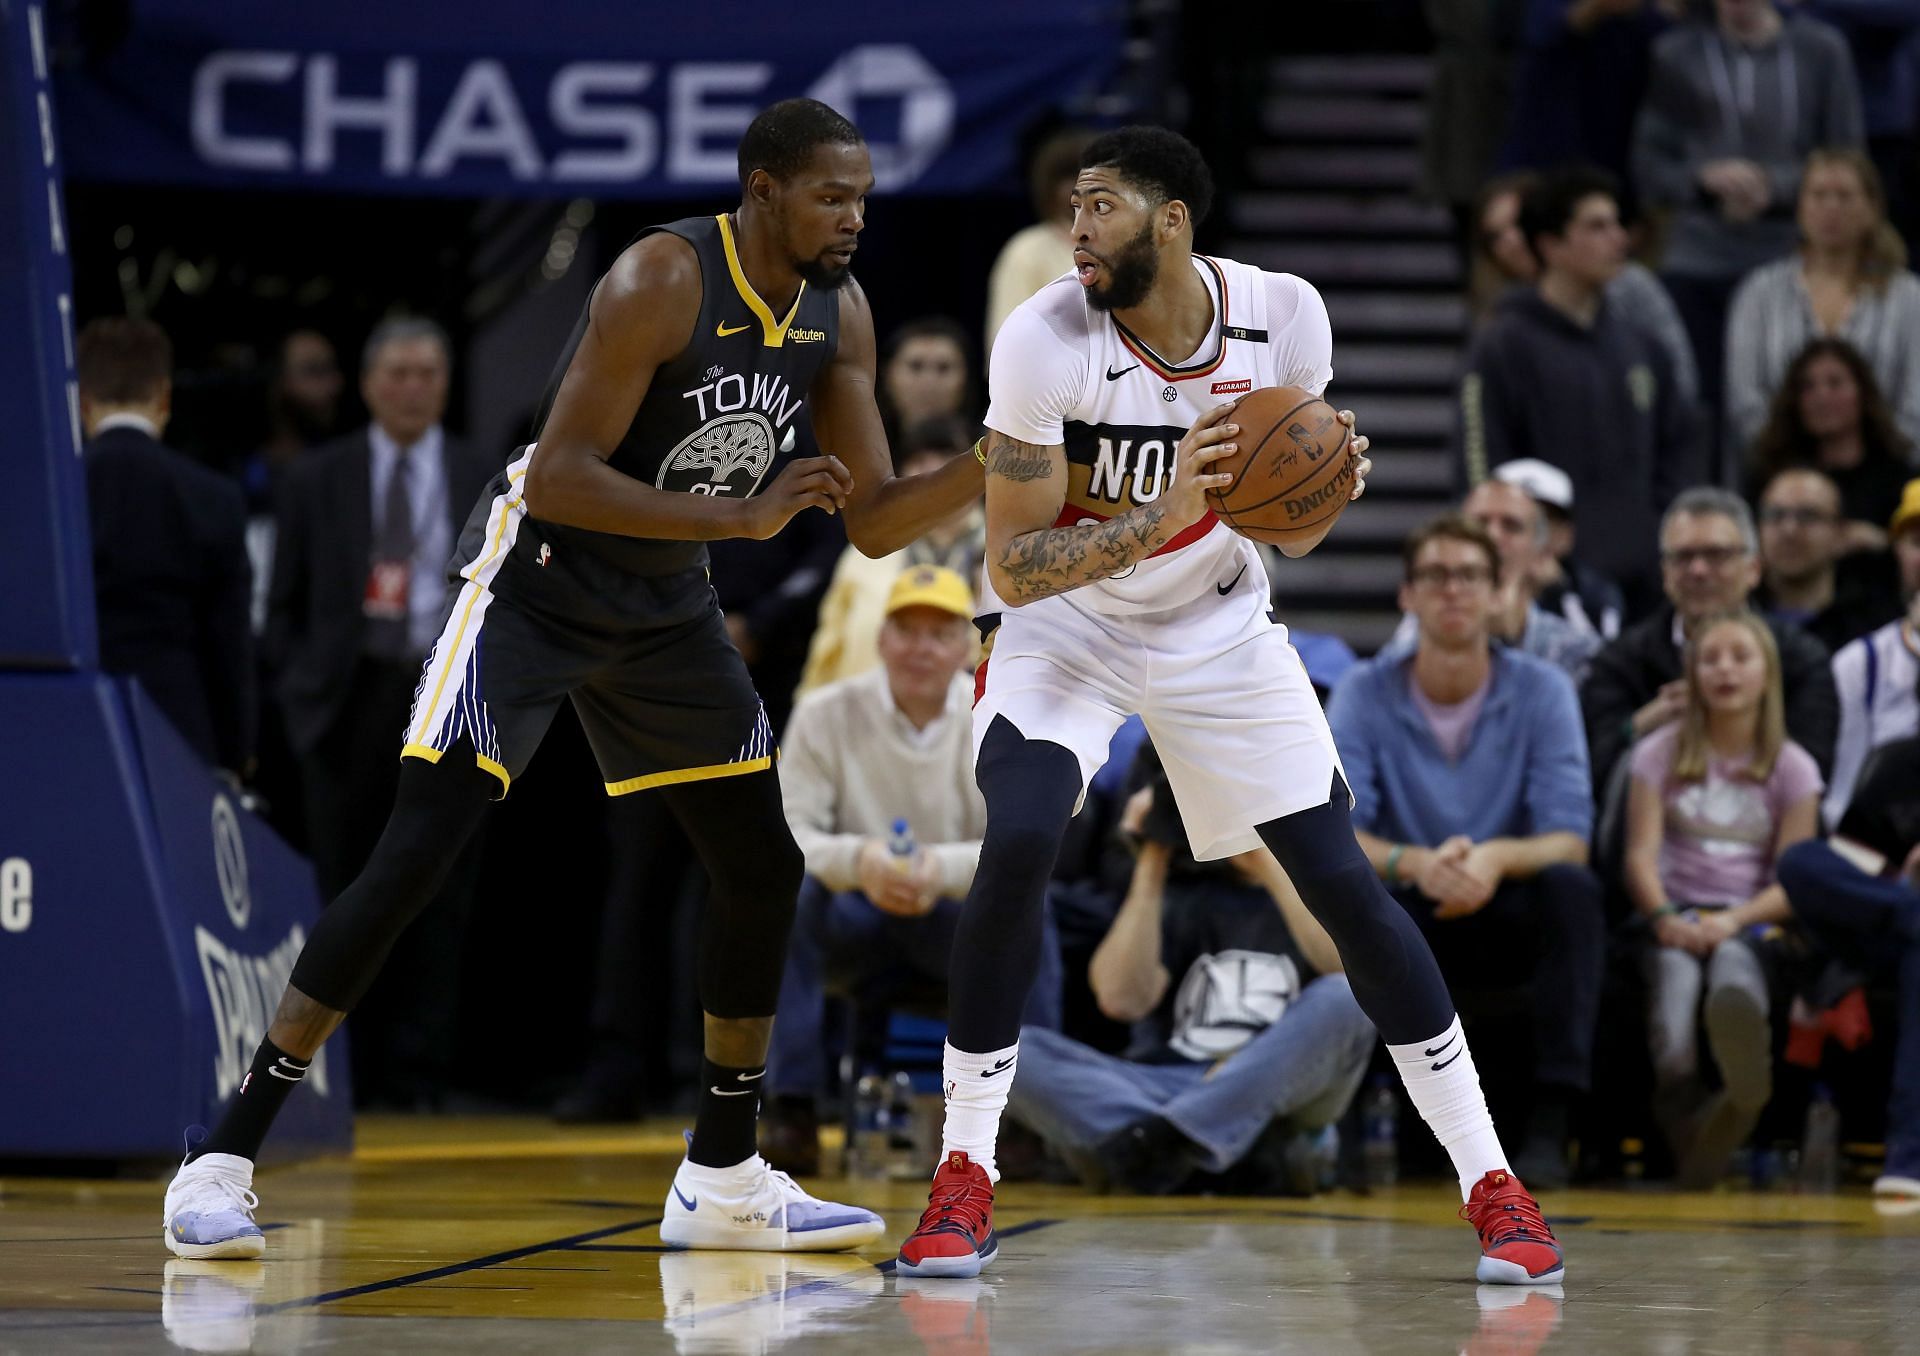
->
[268, 316, 494, 1109]
[242, 330, 347, 631]
[1458, 166, 1705, 612]
[986, 129, 1093, 354]
[1581, 488, 1839, 793]
[1725, 150, 1920, 456]
[78, 317, 253, 777]
[1804, 0, 1920, 242]
[1748, 337, 1918, 546]
[1468, 171, 1699, 403]
[1775, 735, 1920, 1203]
[763, 567, 1059, 1173]
[1381, 479, 1602, 686]
[1755, 467, 1903, 652]
[1493, 458, 1627, 640]
[1328, 516, 1602, 1186]
[877, 317, 976, 460]
[1632, 0, 1865, 421]
[1623, 611, 1822, 1185]
[1007, 763, 1374, 1197]
[797, 416, 985, 697]
[1825, 479, 1920, 823]
[1419, 0, 1524, 259]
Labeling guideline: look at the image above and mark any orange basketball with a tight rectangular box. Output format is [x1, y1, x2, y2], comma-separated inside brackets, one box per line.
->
[1205, 386, 1356, 549]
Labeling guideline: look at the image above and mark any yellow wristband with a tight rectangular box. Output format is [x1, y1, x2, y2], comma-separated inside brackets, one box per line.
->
[973, 437, 987, 466]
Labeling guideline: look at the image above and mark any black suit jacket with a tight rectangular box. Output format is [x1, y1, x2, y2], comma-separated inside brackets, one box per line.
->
[84, 425, 254, 771]
[267, 428, 494, 754]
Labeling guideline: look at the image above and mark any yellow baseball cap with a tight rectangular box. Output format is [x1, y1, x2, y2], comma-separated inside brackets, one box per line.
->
[885, 564, 974, 620]
[1892, 477, 1920, 540]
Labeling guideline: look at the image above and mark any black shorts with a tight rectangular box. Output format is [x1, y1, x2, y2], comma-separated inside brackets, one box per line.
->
[399, 562, 769, 801]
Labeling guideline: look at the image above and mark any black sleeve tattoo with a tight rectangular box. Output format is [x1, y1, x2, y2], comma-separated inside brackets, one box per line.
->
[986, 427, 1176, 604]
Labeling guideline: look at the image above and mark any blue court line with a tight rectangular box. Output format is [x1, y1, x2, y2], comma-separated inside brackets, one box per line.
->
[266, 1216, 660, 1311]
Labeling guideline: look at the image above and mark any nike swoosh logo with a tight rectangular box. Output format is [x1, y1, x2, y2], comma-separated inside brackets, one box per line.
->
[1216, 564, 1247, 596]
[1431, 1048, 1464, 1072]
[710, 1087, 756, 1096]
[736, 1070, 764, 1082]
[716, 321, 751, 338]
[673, 1185, 698, 1212]
[1105, 364, 1139, 382]
[980, 1057, 1016, 1078]
[267, 1065, 304, 1081]
[1424, 1034, 1457, 1058]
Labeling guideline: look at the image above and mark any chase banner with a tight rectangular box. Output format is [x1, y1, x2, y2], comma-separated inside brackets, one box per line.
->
[50, 0, 1126, 198]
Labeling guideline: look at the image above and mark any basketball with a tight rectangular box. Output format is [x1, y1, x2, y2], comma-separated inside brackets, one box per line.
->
[1205, 386, 1356, 549]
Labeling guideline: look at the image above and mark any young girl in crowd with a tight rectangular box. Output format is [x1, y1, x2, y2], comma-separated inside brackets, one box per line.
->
[1624, 610, 1823, 1187]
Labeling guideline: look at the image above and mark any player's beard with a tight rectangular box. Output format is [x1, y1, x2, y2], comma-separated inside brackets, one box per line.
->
[1086, 221, 1159, 312]
[796, 251, 853, 290]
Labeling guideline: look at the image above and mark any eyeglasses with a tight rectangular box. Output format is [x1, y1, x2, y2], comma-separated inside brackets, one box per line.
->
[1409, 565, 1493, 589]
[1758, 506, 1837, 528]
[1661, 545, 1749, 570]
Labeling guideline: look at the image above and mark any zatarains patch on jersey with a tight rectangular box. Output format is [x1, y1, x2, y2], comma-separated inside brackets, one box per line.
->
[1211, 377, 1253, 396]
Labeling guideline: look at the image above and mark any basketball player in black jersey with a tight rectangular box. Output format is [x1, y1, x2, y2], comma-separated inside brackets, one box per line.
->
[163, 99, 985, 1259]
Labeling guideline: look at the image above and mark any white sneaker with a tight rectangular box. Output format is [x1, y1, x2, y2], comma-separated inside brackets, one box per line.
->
[163, 1140, 265, 1260]
[661, 1154, 884, 1252]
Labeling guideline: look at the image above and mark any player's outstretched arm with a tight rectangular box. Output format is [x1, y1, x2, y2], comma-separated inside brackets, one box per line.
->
[985, 405, 1237, 606]
[522, 234, 850, 542]
[813, 281, 984, 558]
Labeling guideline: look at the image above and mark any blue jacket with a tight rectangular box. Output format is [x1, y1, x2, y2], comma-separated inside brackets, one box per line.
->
[1326, 646, 1594, 848]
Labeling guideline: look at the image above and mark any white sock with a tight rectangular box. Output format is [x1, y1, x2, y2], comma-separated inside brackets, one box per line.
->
[1387, 1015, 1508, 1200]
[940, 1039, 1018, 1182]
[677, 1153, 760, 1191]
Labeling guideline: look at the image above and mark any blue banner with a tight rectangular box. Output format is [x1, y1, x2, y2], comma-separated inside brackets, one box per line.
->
[52, 0, 1126, 198]
[0, 0, 92, 670]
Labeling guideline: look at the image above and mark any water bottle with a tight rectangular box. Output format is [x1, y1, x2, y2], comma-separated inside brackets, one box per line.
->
[1363, 1075, 1399, 1189]
[1799, 1084, 1841, 1193]
[889, 817, 916, 868]
[887, 1071, 919, 1178]
[848, 1073, 890, 1180]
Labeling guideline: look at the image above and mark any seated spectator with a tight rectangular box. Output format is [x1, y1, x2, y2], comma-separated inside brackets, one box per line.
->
[986, 128, 1093, 353]
[1826, 480, 1920, 823]
[1775, 733, 1920, 1202]
[1632, 0, 1863, 416]
[1582, 488, 1839, 795]
[1726, 149, 1920, 455]
[79, 317, 253, 778]
[796, 415, 985, 697]
[1748, 337, 1918, 550]
[1495, 458, 1627, 640]
[1457, 166, 1704, 613]
[1756, 467, 1904, 653]
[762, 567, 1059, 1172]
[1006, 747, 1374, 1196]
[1623, 611, 1822, 1186]
[1469, 170, 1698, 404]
[1327, 515, 1601, 1186]
[877, 317, 976, 458]
[1381, 478, 1602, 686]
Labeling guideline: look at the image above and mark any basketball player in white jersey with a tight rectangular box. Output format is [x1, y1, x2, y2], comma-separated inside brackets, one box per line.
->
[896, 127, 1565, 1284]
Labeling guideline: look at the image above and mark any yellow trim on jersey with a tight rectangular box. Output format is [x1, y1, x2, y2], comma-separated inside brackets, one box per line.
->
[604, 753, 773, 797]
[410, 463, 528, 748]
[401, 742, 512, 796]
[716, 214, 805, 348]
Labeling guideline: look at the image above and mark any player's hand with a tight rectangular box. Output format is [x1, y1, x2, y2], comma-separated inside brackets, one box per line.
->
[1336, 410, 1372, 502]
[857, 839, 929, 916]
[740, 455, 854, 540]
[1162, 401, 1241, 531]
[1631, 679, 1688, 740]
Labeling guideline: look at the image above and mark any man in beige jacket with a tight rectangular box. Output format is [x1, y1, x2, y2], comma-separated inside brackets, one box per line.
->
[762, 565, 1062, 1171]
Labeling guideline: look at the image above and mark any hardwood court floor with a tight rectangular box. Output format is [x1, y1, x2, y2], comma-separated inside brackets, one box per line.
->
[3, 1115, 1919, 1354]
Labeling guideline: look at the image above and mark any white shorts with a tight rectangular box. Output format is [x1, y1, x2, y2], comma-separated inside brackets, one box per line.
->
[973, 582, 1346, 861]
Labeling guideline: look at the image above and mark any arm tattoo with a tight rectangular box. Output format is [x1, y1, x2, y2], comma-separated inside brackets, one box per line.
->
[985, 433, 1055, 483]
[996, 502, 1173, 604]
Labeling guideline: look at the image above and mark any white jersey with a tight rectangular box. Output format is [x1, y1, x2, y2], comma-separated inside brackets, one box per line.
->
[981, 254, 1334, 619]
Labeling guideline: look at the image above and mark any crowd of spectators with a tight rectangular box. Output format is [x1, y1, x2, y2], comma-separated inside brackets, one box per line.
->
[73, 10, 1920, 1197]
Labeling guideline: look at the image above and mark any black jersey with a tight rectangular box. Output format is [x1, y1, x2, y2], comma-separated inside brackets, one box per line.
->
[457, 213, 841, 624]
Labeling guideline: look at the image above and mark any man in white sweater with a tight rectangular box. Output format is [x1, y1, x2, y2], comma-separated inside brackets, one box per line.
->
[762, 565, 1063, 1172]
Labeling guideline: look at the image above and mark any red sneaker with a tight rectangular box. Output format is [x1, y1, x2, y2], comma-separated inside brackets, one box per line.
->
[1462, 1170, 1564, 1285]
[895, 1151, 997, 1278]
